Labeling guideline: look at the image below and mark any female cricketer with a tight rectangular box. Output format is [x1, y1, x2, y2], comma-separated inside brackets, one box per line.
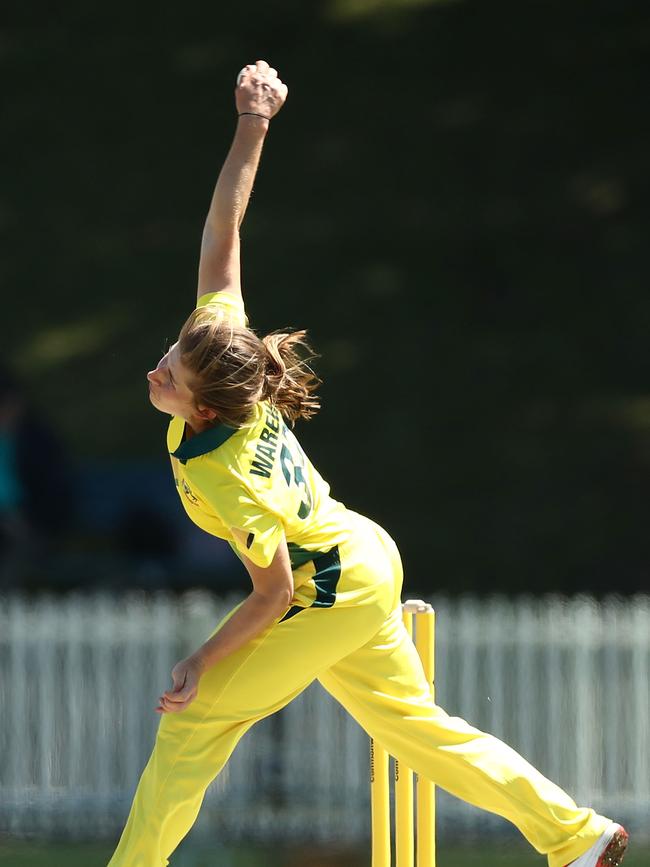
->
[108, 61, 628, 867]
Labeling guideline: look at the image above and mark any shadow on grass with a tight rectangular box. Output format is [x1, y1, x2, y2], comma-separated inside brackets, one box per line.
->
[0, 841, 647, 867]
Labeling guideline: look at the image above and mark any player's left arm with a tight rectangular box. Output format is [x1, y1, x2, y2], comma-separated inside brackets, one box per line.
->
[197, 60, 288, 303]
[156, 539, 293, 714]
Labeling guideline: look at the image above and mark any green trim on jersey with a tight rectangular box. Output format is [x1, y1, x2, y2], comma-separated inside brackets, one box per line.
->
[287, 541, 328, 569]
[280, 546, 342, 622]
[171, 423, 237, 465]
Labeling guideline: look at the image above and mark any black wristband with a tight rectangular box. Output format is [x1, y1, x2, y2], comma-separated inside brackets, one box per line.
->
[239, 112, 270, 121]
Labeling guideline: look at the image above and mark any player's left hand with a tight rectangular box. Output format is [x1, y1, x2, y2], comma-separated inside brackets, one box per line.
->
[155, 655, 204, 715]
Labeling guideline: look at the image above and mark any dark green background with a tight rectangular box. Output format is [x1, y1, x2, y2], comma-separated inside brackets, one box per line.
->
[3, 0, 649, 594]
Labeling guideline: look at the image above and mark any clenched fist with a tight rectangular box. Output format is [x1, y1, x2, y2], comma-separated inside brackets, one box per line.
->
[155, 655, 204, 715]
[235, 59, 288, 120]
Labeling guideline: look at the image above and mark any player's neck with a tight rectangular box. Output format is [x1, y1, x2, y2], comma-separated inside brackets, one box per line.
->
[183, 416, 216, 440]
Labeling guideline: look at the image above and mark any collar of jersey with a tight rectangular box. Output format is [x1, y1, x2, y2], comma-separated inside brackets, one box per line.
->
[171, 421, 237, 464]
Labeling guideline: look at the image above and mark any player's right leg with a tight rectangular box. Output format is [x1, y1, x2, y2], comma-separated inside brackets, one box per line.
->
[318, 607, 625, 867]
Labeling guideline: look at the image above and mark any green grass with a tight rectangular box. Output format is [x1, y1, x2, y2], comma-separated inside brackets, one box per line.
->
[0, 842, 648, 867]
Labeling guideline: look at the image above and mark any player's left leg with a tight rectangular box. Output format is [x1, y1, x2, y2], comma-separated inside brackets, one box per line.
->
[107, 602, 313, 867]
[318, 607, 618, 867]
[107, 537, 396, 867]
[108, 682, 310, 867]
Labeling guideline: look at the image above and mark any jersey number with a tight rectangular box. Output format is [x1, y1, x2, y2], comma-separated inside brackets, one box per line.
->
[280, 437, 313, 519]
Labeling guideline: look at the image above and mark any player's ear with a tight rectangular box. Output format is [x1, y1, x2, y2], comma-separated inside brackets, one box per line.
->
[195, 405, 218, 422]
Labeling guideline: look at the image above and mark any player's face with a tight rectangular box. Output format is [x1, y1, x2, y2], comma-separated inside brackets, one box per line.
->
[147, 343, 199, 420]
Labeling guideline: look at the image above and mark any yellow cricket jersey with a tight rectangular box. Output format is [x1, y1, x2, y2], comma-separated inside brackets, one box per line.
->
[167, 292, 353, 582]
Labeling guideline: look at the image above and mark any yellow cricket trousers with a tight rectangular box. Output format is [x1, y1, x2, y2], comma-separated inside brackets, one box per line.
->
[108, 515, 610, 867]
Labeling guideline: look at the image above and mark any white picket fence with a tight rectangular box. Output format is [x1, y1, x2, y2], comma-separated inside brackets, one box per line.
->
[0, 592, 648, 843]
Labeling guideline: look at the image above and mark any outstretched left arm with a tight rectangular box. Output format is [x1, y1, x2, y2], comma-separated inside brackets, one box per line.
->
[197, 59, 288, 303]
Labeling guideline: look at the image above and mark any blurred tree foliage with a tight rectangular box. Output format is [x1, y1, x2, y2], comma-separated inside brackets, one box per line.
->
[2, 0, 649, 594]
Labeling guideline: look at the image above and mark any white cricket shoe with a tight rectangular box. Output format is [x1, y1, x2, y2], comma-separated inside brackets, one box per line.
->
[565, 822, 629, 867]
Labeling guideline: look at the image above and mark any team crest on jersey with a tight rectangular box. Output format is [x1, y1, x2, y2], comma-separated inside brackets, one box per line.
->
[180, 479, 199, 505]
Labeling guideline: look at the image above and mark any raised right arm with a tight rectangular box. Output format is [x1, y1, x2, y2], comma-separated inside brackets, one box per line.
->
[196, 60, 288, 303]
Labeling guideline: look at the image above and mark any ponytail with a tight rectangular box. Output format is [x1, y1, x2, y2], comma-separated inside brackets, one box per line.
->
[179, 307, 321, 428]
[261, 330, 321, 424]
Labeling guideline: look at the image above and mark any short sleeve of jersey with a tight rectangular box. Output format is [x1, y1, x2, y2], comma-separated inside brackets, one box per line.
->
[196, 292, 248, 327]
[202, 482, 284, 568]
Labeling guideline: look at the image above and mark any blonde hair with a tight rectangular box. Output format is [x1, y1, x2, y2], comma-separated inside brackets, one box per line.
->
[178, 305, 320, 428]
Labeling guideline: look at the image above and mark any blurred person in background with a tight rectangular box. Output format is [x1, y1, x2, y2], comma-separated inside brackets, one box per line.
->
[0, 364, 73, 586]
[108, 62, 627, 867]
